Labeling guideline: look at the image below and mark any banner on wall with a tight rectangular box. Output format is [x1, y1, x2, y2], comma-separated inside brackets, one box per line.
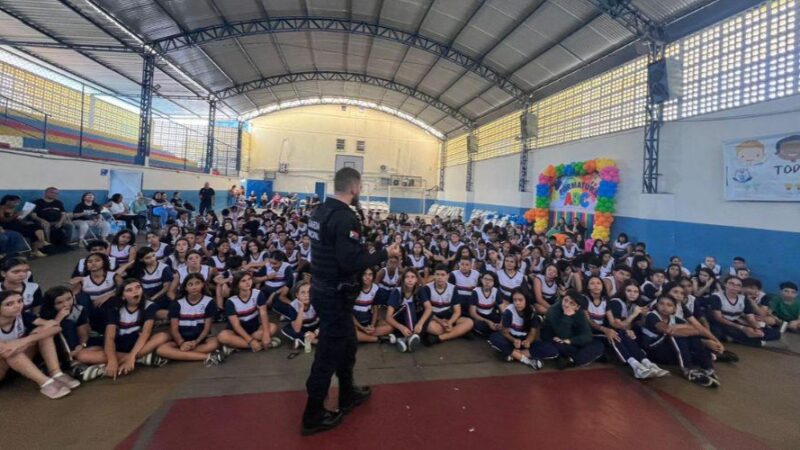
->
[724, 133, 800, 201]
[550, 173, 600, 213]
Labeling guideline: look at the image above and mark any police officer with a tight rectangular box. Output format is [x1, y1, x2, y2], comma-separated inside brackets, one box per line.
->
[302, 167, 402, 435]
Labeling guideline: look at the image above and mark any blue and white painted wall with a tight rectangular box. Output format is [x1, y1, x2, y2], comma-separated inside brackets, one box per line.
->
[440, 94, 800, 290]
[0, 149, 238, 212]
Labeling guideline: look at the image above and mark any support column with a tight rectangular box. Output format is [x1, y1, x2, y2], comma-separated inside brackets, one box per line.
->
[642, 41, 666, 193]
[518, 103, 532, 192]
[439, 141, 446, 191]
[205, 98, 217, 174]
[236, 120, 243, 174]
[136, 53, 155, 166]
[466, 130, 475, 192]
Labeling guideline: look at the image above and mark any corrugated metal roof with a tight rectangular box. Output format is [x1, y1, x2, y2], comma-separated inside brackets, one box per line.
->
[0, 0, 733, 133]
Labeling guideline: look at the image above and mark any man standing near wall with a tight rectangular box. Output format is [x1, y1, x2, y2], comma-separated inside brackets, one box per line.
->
[31, 187, 74, 245]
[302, 167, 402, 435]
[199, 182, 216, 215]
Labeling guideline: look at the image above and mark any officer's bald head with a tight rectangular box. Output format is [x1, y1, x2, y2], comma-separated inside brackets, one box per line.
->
[334, 167, 361, 194]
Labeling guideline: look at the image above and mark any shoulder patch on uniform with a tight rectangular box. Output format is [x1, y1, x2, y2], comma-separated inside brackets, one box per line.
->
[349, 230, 360, 241]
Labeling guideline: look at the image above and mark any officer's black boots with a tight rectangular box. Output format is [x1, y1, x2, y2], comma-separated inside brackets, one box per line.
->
[301, 402, 344, 436]
[339, 385, 372, 414]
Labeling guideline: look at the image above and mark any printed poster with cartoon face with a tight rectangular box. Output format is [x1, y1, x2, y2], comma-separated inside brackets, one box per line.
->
[724, 133, 800, 201]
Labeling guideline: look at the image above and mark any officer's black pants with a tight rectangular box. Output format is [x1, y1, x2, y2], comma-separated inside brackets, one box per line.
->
[305, 286, 357, 415]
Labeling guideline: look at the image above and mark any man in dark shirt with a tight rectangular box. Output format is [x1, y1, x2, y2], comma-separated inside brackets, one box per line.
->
[198, 182, 215, 215]
[31, 187, 74, 244]
[302, 168, 401, 435]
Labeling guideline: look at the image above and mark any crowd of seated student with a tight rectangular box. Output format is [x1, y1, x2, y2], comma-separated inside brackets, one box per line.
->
[1, 201, 798, 400]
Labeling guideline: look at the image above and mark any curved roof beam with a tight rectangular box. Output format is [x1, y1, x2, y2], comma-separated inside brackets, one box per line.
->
[238, 97, 446, 140]
[148, 17, 528, 103]
[215, 71, 474, 129]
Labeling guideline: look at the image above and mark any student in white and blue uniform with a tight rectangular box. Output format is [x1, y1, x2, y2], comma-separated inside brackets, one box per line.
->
[420, 265, 474, 346]
[39, 286, 89, 354]
[488, 288, 543, 369]
[469, 272, 504, 337]
[449, 258, 480, 308]
[384, 269, 429, 353]
[708, 276, 781, 347]
[77, 253, 118, 333]
[532, 263, 560, 315]
[351, 268, 396, 343]
[275, 281, 320, 348]
[640, 295, 718, 387]
[119, 247, 174, 320]
[71, 240, 118, 277]
[109, 230, 136, 266]
[217, 272, 280, 351]
[0, 257, 43, 314]
[258, 250, 294, 297]
[155, 273, 223, 365]
[497, 254, 526, 300]
[374, 256, 401, 306]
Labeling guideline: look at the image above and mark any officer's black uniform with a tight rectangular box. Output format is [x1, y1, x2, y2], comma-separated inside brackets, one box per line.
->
[304, 196, 387, 426]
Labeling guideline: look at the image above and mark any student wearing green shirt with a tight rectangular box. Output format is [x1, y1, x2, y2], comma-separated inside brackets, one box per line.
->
[534, 289, 604, 370]
[770, 282, 800, 333]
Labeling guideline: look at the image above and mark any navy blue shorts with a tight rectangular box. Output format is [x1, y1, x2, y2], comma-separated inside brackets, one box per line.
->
[353, 310, 372, 326]
[115, 334, 139, 353]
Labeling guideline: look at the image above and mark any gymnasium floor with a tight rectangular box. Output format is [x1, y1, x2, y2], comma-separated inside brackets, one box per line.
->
[2, 249, 799, 450]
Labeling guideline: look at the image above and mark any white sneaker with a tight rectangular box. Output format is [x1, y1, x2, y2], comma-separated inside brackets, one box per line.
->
[387, 334, 397, 344]
[303, 334, 313, 353]
[526, 358, 543, 370]
[40, 378, 71, 399]
[396, 337, 408, 353]
[407, 334, 421, 353]
[81, 364, 106, 382]
[53, 372, 81, 389]
[779, 321, 789, 334]
[221, 345, 236, 357]
[642, 360, 670, 378]
[632, 361, 652, 379]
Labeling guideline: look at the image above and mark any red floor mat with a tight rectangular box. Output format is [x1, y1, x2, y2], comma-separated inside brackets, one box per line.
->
[120, 368, 765, 450]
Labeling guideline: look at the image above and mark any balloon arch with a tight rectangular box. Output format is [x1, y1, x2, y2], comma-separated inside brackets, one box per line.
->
[524, 158, 619, 242]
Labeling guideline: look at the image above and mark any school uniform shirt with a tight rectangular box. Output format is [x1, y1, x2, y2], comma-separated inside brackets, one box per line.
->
[422, 282, 457, 317]
[224, 290, 267, 331]
[502, 306, 529, 338]
[262, 262, 293, 290]
[246, 251, 268, 265]
[640, 281, 663, 301]
[72, 256, 118, 277]
[641, 311, 686, 347]
[612, 241, 631, 257]
[176, 265, 212, 284]
[471, 287, 500, 318]
[527, 257, 544, 275]
[150, 242, 172, 260]
[585, 296, 609, 327]
[0, 281, 43, 312]
[139, 263, 174, 298]
[285, 299, 320, 332]
[603, 276, 619, 298]
[286, 249, 300, 268]
[607, 298, 631, 325]
[298, 244, 312, 262]
[209, 255, 228, 271]
[449, 269, 480, 298]
[709, 292, 753, 322]
[228, 239, 245, 257]
[110, 245, 133, 265]
[700, 263, 722, 278]
[497, 270, 525, 298]
[448, 241, 464, 255]
[377, 267, 401, 291]
[166, 254, 187, 272]
[80, 272, 117, 302]
[535, 275, 559, 306]
[474, 248, 487, 262]
[406, 254, 427, 271]
[0, 312, 36, 342]
[59, 305, 89, 349]
[562, 245, 580, 260]
[353, 284, 380, 324]
[674, 295, 697, 321]
[169, 295, 217, 341]
[388, 289, 428, 329]
[599, 260, 614, 278]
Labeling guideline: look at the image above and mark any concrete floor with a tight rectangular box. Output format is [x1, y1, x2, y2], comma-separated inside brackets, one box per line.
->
[1, 248, 799, 449]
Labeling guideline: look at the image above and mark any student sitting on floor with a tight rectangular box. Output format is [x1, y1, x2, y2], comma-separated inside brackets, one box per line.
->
[156, 273, 224, 367]
[257, 251, 294, 299]
[385, 268, 428, 353]
[39, 286, 89, 366]
[421, 264, 474, 346]
[0, 290, 81, 398]
[533, 263, 560, 315]
[488, 288, 542, 370]
[77, 279, 169, 381]
[469, 271, 505, 337]
[639, 295, 719, 388]
[75, 252, 117, 333]
[450, 257, 480, 309]
[217, 272, 280, 354]
[374, 255, 401, 306]
[708, 276, 781, 347]
[352, 267, 395, 344]
[117, 247, 174, 321]
[274, 281, 319, 351]
[146, 232, 172, 261]
[770, 282, 800, 333]
[1, 257, 42, 315]
[741, 277, 781, 329]
[536, 290, 604, 370]
[109, 230, 137, 266]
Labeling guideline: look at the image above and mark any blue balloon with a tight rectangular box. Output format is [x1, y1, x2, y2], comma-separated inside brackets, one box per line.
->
[536, 183, 550, 196]
[564, 165, 575, 176]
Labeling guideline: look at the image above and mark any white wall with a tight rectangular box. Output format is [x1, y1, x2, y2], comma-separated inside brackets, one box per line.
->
[0, 149, 238, 197]
[441, 94, 800, 233]
[247, 105, 442, 196]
